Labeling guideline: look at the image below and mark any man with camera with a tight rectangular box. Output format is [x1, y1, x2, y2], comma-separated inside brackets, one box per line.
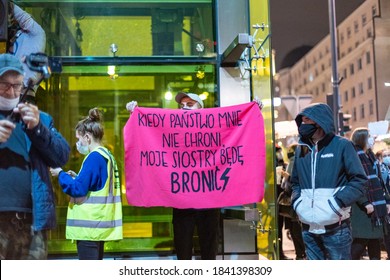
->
[8, 2, 47, 103]
[0, 53, 70, 259]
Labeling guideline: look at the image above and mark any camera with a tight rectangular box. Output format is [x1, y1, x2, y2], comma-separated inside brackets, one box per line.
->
[26, 52, 62, 79]
[7, 53, 62, 123]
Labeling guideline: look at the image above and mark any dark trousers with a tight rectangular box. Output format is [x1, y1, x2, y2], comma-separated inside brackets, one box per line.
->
[277, 183, 288, 259]
[0, 212, 47, 260]
[172, 208, 220, 260]
[351, 238, 381, 260]
[278, 215, 287, 258]
[290, 220, 306, 259]
[384, 223, 390, 259]
[77, 240, 105, 260]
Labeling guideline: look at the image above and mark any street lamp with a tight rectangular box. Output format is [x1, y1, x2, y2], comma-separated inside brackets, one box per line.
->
[328, 0, 341, 134]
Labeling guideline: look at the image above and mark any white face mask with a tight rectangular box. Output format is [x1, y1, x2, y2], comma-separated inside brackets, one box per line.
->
[0, 96, 19, 111]
[367, 137, 375, 149]
[76, 141, 89, 155]
[180, 101, 201, 110]
[383, 156, 390, 167]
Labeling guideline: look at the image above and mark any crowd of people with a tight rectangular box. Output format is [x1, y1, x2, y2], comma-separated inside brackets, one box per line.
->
[277, 103, 390, 260]
[1, 4, 390, 261]
[1, 3, 123, 260]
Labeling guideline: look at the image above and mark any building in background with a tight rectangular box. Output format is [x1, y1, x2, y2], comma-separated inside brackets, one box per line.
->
[1, 0, 278, 260]
[275, 0, 390, 138]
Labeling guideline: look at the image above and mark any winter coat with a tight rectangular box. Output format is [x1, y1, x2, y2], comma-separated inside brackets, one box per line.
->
[351, 148, 387, 239]
[27, 112, 70, 231]
[291, 103, 367, 234]
[351, 203, 384, 239]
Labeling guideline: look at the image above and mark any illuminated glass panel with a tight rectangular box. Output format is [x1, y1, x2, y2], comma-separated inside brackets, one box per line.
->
[19, 1, 215, 57]
[36, 63, 216, 255]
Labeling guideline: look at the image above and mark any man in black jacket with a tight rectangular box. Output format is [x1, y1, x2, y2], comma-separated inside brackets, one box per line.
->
[291, 103, 367, 260]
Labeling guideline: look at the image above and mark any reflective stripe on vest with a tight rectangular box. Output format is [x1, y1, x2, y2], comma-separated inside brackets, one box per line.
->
[67, 219, 122, 228]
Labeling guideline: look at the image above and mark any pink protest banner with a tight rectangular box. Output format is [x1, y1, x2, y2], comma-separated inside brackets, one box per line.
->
[123, 102, 265, 209]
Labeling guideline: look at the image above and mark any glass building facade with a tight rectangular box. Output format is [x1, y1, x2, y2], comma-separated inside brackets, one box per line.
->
[6, 0, 276, 259]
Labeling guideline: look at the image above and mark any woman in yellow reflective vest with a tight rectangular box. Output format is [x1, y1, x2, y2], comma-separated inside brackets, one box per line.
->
[51, 107, 122, 260]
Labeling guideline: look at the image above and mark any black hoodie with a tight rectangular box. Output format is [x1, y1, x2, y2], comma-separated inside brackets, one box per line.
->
[291, 103, 367, 234]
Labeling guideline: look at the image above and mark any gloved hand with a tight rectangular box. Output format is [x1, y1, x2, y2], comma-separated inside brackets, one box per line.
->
[126, 101, 138, 113]
[253, 96, 263, 110]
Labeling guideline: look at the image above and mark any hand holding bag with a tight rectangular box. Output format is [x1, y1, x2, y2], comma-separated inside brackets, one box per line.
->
[277, 177, 298, 220]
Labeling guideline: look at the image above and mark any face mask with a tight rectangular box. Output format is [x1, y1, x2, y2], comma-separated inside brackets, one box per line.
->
[298, 123, 317, 139]
[180, 102, 200, 110]
[383, 156, 390, 167]
[287, 152, 295, 159]
[76, 141, 89, 155]
[276, 151, 283, 161]
[0, 96, 19, 111]
[367, 137, 375, 149]
[182, 105, 198, 110]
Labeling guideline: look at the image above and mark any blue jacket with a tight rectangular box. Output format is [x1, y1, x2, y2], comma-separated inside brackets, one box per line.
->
[26, 112, 70, 231]
[291, 103, 367, 234]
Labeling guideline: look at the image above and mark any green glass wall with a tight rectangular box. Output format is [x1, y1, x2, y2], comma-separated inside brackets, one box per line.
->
[38, 63, 217, 256]
[18, 0, 218, 257]
[15, 0, 275, 259]
[22, 0, 214, 57]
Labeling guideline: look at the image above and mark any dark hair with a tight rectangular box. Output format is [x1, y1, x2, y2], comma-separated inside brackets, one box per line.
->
[350, 127, 368, 150]
[375, 150, 383, 160]
[75, 107, 104, 141]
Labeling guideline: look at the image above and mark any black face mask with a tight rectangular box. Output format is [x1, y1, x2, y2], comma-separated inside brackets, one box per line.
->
[298, 123, 317, 139]
[287, 152, 295, 159]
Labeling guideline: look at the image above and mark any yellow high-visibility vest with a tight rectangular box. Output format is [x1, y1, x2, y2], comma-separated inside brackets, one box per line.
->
[66, 147, 123, 241]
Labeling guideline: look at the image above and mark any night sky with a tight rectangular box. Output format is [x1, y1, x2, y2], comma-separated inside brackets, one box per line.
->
[270, 0, 365, 71]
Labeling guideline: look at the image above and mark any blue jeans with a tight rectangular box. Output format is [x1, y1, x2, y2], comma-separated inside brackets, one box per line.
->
[302, 221, 352, 260]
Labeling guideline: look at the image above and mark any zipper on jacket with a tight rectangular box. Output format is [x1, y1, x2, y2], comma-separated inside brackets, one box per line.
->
[311, 144, 318, 208]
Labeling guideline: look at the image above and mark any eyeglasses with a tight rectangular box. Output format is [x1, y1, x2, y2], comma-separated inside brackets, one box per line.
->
[0, 81, 24, 93]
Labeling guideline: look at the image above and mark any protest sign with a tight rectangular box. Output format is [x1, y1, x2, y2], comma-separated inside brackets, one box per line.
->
[123, 102, 265, 209]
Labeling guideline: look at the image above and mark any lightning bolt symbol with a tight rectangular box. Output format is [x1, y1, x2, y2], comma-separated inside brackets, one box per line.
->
[220, 168, 231, 192]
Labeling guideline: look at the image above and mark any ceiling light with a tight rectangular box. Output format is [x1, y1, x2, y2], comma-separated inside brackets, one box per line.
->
[164, 91, 173, 101]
